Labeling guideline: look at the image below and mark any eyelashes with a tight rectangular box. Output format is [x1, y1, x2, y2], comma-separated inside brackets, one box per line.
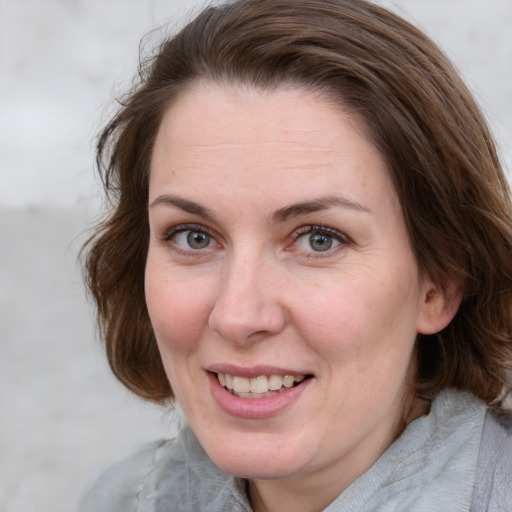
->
[159, 223, 351, 258]
[159, 223, 218, 253]
[291, 225, 351, 254]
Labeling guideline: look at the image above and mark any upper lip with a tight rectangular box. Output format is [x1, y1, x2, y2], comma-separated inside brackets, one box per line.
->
[207, 364, 312, 378]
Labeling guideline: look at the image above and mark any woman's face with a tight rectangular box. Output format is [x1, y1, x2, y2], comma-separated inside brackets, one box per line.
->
[146, 84, 446, 489]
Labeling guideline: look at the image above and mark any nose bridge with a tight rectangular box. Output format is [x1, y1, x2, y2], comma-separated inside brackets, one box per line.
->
[208, 246, 284, 343]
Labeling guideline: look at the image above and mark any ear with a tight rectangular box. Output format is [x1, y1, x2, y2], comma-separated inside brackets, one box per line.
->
[416, 279, 462, 335]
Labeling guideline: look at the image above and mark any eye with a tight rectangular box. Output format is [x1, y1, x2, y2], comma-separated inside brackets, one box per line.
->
[302, 232, 339, 252]
[293, 226, 348, 254]
[175, 230, 213, 250]
[161, 224, 217, 252]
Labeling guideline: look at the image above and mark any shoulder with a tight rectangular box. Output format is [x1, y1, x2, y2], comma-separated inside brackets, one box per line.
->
[471, 404, 512, 512]
[77, 438, 175, 512]
[77, 426, 251, 512]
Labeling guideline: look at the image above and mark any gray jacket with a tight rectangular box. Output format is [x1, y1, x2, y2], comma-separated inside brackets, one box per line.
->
[78, 390, 511, 511]
[470, 407, 512, 511]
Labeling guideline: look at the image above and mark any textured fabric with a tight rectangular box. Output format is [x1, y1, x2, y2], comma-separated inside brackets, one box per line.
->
[77, 389, 511, 512]
[470, 407, 512, 512]
[78, 427, 251, 512]
[324, 390, 484, 512]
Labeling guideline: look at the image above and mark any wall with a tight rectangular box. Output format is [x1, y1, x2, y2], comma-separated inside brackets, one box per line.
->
[1, 1, 511, 510]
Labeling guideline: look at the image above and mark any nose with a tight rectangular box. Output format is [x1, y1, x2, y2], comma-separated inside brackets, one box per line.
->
[207, 254, 286, 344]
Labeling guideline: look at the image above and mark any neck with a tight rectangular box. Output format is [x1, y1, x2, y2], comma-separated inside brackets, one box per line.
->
[248, 472, 352, 512]
[247, 435, 391, 512]
[248, 394, 431, 512]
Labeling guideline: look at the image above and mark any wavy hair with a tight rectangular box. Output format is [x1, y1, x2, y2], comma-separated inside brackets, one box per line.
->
[83, 0, 512, 406]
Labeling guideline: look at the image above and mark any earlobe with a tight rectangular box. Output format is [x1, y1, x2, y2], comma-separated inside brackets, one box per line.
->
[416, 282, 463, 335]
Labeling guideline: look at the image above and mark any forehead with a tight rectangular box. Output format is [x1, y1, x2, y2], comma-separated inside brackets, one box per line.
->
[149, 83, 395, 210]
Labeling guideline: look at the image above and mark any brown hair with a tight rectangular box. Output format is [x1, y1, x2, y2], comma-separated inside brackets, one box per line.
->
[84, 0, 512, 405]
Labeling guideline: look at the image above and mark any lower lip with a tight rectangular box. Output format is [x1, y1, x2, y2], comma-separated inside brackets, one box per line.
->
[208, 372, 311, 419]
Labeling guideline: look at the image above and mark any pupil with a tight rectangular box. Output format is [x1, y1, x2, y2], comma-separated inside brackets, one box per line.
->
[187, 231, 210, 249]
[309, 233, 332, 251]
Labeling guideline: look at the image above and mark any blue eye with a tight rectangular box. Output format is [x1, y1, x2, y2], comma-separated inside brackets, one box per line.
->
[172, 229, 213, 250]
[308, 233, 337, 251]
[295, 227, 344, 253]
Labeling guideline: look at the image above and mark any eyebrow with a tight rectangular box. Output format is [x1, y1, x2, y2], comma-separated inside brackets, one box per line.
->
[149, 195, 217, 221]
[270, 195, 371, 223]
[149, 194, 370, 223]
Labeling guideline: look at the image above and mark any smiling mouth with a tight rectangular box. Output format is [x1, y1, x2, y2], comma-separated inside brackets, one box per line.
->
[216, 373, 311, 398]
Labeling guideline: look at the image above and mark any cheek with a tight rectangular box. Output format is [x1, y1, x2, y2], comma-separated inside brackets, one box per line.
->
[293, 274, 420, 364]
[145, 270, 213, 354]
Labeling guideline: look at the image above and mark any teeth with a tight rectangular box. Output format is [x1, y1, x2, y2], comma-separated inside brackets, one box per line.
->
[268, 374, 283, 391]
[283, 375, 294, 388]
[217, 373, 306, 395]
[250, 376, 269, 393]
[232, 376, 250, 393]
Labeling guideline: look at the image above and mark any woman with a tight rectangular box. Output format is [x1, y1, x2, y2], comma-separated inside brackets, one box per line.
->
[79, 0, 512, 510]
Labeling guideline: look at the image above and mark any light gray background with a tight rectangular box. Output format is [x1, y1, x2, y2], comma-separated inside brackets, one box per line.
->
[1, 1, 511, 511]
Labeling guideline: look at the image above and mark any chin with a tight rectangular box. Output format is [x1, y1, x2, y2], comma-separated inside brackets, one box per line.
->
[199, 430, 309, 480]
[214, 453, 302, 480]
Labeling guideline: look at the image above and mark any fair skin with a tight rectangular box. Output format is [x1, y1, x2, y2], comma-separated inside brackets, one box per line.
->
[145, 83, 459, 512]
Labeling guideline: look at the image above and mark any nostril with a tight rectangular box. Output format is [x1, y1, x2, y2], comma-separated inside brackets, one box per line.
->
[208, 303, 286, 344]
